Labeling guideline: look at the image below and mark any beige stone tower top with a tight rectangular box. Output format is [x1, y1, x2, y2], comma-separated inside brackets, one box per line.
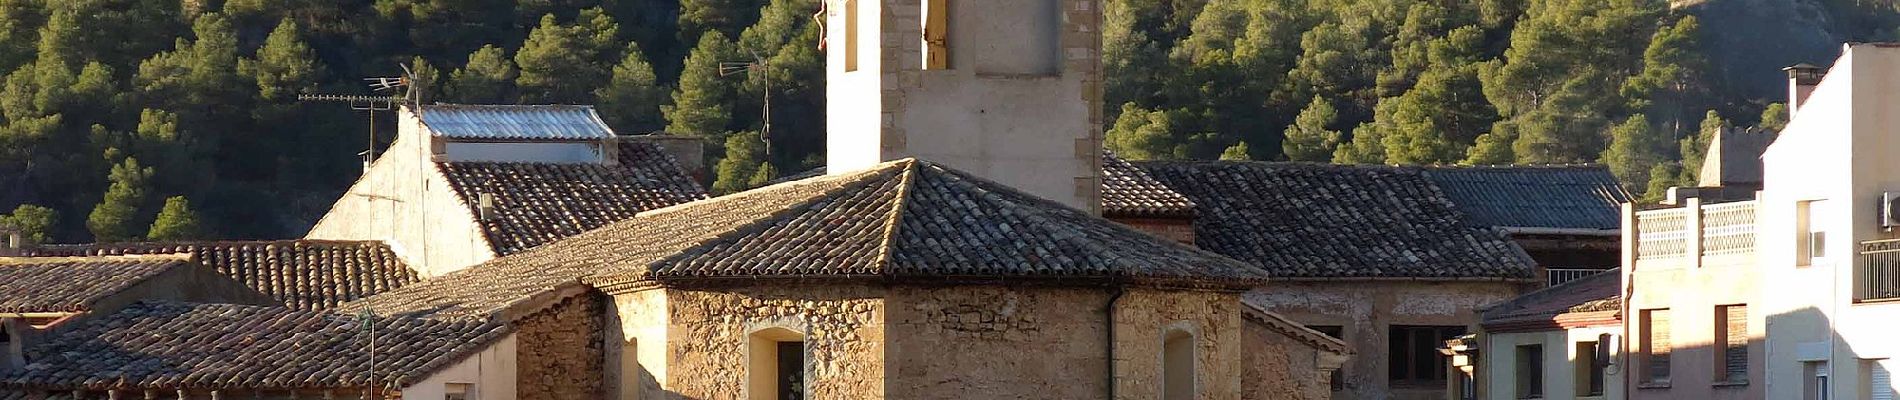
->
[824, 0, 1103, 214]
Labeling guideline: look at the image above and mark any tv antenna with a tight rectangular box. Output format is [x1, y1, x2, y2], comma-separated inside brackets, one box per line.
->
[299, 64, 419, 168]
[721, 51, 772, 154]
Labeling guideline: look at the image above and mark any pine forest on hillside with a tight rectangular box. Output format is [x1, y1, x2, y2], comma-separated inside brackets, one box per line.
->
[0, 0, 1894, 243]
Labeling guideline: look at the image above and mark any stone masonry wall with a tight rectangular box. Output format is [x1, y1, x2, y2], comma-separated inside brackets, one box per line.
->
[666, 284, 885, 399]
[1249, 281, 1521, 400]
[516, 293, 605, 400]
[1241, 318, 1332, 400]
[885, 286, 1114, 399]
[1114, 289, 1243, 400]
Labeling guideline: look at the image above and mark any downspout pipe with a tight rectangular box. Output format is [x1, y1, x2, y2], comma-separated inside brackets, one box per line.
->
[1105, 283, 1126, 400]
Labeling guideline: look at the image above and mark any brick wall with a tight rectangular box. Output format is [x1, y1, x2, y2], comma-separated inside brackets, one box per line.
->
[516, 294, 605, 400]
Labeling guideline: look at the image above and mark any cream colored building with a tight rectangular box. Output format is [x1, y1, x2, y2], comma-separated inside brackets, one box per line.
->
[1758, 43, 1900, 400]
[1456, 269, 1624, 400]
[306, 104, 706, 277]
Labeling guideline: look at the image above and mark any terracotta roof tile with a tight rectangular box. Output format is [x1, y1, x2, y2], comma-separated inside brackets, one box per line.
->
[0, 257, 185, 313]
[1100, 151, 1197, 218]
[1482, 268, 1621, 324]
[347, 159, 1269, 319]
[0, 301, 509, 391]
[1136, 161, 1536, 279]
[21, 241, 419, 310]
[1421, 165, 1631, 230]
[436, 141, 708, 255]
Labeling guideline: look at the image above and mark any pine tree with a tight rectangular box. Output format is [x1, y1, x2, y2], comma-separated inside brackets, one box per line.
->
[516, 9, 619, 104]
[146, 195, 205, 241]
[1621, 16, 1706, 139]
[1282, 96, 1342, 162]
[712, 131, 767, 194]
[1220, 142, 1252, 161]
[665, 32, 740, 142]
[1106, 103, 1201, 160]
[1463, 128, 1516, 165]
[87, 157, 154, 242]
[0, 204, 55, 244]
[241, 18, 320, 103]
[595, 43, 667, 134]
[1642, 162, 1683, 202]
[1332, 123, 1386, 164]
[747, 161, 778, 188]
[1600, 114, 1668, 195]
[678, 0, 768, 43]
[408, 56, 442, 104]
[447, 45, 516, 103]
[0, 0, 37, 73]
[1678, 110, 1725, 184]
[1760, 103, 1789, 132]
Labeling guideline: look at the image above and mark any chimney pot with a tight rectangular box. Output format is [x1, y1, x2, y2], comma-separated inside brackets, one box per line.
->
[1784, 63, 1825, 115]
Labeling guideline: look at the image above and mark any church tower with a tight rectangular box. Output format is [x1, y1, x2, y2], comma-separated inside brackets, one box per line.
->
[824, 0, 1103, 213]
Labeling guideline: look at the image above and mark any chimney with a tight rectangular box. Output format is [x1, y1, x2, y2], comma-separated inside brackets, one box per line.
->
[0, 231, 21, 256]
[1784, 63, 1824, 115]
[627, 134, 709, 182]
[477, 193, 496, 221]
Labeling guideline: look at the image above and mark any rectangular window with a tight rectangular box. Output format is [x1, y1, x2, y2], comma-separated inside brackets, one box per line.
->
[1309, 325, 1346, 392]
[1642, 309, 1672, 385]
[1516, 344, 1544, 399]
[1576, 341, 1605, 396]
[1717, 305, 1749, 383]
[843, 0, 859, 72]
[922, 0, 950, 69]
[1799, 200, 1828, 266]
[777, 342, 805, 400]
[1388, 325, 1467, 386]
[749, 328, 806, 400]
[445, 383, 473, 400]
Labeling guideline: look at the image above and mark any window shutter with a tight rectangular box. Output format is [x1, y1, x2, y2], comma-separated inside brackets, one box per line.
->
[924, 0, 950, 69]
[1875, 361, 1895, 400]
[1645, 309, 1672, 383]
[1724, 305, 1749, 381]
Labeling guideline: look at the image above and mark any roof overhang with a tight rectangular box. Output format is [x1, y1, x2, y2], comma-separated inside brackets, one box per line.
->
[1500, 227, 1621, 236]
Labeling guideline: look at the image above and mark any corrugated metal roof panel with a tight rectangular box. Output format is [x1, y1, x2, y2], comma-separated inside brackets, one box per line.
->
[419, 104, 615, 140]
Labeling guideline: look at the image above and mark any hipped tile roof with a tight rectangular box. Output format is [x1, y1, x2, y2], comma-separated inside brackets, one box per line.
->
[21, 240, 419, 310]
[418, 104, 615, 141]
[347, 159, 1269, 319]
[1100, 151, 1197, 218]
[0, 257, 185, 313]
[1421, 165, 1630, 230]
[0, 301, 509, 391]
[1136, 161, 1536, 279]
[436, 140, 708, 255]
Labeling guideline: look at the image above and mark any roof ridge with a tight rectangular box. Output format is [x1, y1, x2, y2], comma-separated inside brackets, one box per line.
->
[0, 253, 192, 264]
[630, 164, 907, 279]
[870, 160, 920, 274]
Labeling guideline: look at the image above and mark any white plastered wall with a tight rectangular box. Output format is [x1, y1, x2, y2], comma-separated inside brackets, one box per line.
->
[1486, 327, 1624, 400]
[305, 107, 497, 277]
[400, 334, 519, 400]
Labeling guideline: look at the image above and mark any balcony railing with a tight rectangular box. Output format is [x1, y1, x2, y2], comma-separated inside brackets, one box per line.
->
[1630, 199, 1757, 266]
[1856, 239, 1900, 302]
[1547, 268, 1611, 287]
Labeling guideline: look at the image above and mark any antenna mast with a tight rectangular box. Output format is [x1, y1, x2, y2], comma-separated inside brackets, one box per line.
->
[298, 65, 417, 168]
[720, 52, 772, 154]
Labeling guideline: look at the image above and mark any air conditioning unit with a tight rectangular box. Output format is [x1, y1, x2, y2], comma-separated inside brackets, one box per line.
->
[1884, 192, 1900, 228]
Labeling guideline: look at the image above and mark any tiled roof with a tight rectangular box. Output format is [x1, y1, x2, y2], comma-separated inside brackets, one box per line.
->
[20, 240, 420, 310]
[1421, 165, 1630, 230]
[347, 158, 1269, 318]
[0, 257, 185, 313]
[1482, 268, 1620, 325]
[1240, 301, 1350, 355]
[0, 301, 509, 392]
[436, 140, 709, 255]
[1101, 151, 1197, 218]
[1136, 161, 1536, 279]
[418, 104, 614, 140]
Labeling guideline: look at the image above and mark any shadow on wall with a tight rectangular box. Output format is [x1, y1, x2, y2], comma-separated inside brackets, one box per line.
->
[1761, 305, 1887, 400]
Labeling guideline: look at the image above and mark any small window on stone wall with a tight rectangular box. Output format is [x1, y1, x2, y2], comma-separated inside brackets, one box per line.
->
[962, 0, 1060, 76]
[1163, 328, 1196, 400]
[445, 383, 473, 400]
[748, 327, 806, 400]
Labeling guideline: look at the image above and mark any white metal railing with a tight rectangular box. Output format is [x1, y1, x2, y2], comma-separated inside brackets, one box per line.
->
[1547, 268, 1610, 286]
[1857, 239, 1900, 302]
[1632, 200, 1757, 262]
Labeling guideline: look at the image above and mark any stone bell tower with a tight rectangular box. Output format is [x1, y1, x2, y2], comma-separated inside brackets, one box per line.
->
[824, 0, 1103, 214]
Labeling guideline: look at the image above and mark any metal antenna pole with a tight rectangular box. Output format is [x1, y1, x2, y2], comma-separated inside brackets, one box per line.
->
[721, 51, 773, 155]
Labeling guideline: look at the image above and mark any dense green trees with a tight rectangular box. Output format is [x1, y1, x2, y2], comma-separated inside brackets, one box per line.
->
[0, 0, 1871, 243]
